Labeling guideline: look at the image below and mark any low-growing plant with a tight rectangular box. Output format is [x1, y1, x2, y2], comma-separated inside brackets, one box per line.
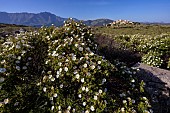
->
[0, 19, 151, 113]
[142, 50, 163, 67]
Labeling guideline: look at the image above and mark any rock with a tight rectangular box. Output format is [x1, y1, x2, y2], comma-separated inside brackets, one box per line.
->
[133, 63, 170, 113]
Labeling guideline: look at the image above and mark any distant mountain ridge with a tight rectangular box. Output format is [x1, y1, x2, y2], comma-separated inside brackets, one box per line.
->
[0, 12, 113, 27]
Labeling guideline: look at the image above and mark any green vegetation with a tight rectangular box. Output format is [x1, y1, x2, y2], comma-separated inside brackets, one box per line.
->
[94, 25, 170, 35]
[94, 24, 170, 70]
[0, 20, 151, 112]
[0, 23, 35, 31]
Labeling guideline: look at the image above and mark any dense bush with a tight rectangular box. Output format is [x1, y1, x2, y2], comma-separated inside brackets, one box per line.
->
[93, 34, 141, 66]
[0, 19, 151, 113]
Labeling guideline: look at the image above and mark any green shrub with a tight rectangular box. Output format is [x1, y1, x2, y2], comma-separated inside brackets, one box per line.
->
[142, 51, 163, 67]
[0, 19, 151, 113]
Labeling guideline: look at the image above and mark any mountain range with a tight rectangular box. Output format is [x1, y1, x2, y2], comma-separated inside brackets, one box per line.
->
[0, 12, 113, 27]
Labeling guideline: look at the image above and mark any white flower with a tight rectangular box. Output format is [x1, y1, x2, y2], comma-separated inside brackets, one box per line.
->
[104, 100, 107, 104]
[1, 60, 6, 64]
[82, 86, 85, 91]
[49, 75, 52, 79]
[80, 57, 84, 60]
[121, 107, 125, 112]
[149, 109, 153, 113]
[57, 71, 60, 75]
[60, 84, 63, 88]
[58, 106, 61, 110]
[0, 77, 5, 83]
[56, 74, 59, 78]
[144, 110, 150, 113]
[51, 106, 54, 110]
[102, 78, 106, 83]
[48, 71, 52, 74]
[143, 97, 147, 100]
[72, 56, 76, 61]
[48, 53, 51, 56]
[14, 102, 19, 106]
[90, 65, 95, 70]
[127, 97, 131, 101]
[131, 79, 135, 83]
[75, 43, 78, 47]
[43, 87, 47, 92]
[59, 68, 62, 72]
[72, 108, 76, 113]
[90, 106, 95, 111]
[64, 67, 68, 72]
[132, 84, 135, 87]
[22, 66, 27, 70]
[78, 94, 82, 98]
[99, 89, 103, 94]
[51, 86, 54, 90]
[120, 93, 126, 97]
[83, 102, 86, 106]
[73, 70, 77, 74]
[0, 86, 2, 90]
[17, 56, 21, 60]
[58, 111, 62, 113]
[58, 62, 62, 66]
[98, 61, 101, 64]
[16, 45, 20, 49]
[94, 95, 97, 100]
[51, 77, 55, 82]
[67, 106, 71, 110]
[65, 59, 69, 62]
[123, 100, 127, 104]
[81, 43, 85, 45]
[87, 72, 91, 76]
[85, 87, 89, 92]
[22, 50, 26, 54]
[75, 74, 80, 79]
[50, 97, 53, 100]
[45, 60, 49, 64]
[89, 52, 94, 56]
[4, 98, 9, 104]
[16, 66, 20, 70]
[83, 64, 87, 68]
[104, 88, 107, 92]
[79, 47, 83, 51]
[15, 60, 20, 64]
[81, 78, 84, 83]
[36, 82, 41, 86]
[85, 110, 89, 113]
[132, 99, 135, 103]
[97, 66, 101, 69]
[86, 47, 90, 51]
[67, 28, 70, 31]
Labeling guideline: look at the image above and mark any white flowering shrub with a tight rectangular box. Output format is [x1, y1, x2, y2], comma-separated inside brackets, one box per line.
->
[105, 34, 170, 69]
[142, 51, 163, 67]
[0, 19, 151, 113]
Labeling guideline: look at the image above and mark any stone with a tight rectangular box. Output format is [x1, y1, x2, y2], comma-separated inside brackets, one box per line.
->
[133, 63, 170, 113]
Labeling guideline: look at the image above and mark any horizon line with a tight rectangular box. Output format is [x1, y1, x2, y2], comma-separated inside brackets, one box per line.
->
[0, 11, 170, 23]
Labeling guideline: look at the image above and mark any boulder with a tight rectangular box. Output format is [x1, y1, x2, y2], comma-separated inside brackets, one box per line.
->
[133, 63, 170, 113]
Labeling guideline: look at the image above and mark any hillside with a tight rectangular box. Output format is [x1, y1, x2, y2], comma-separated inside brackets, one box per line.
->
[0, 12, 113, 27]
[0, 12, 67, 27]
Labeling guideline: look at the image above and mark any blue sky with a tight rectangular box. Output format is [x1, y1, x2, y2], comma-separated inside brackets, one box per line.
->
[0, 0, 170, 22]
